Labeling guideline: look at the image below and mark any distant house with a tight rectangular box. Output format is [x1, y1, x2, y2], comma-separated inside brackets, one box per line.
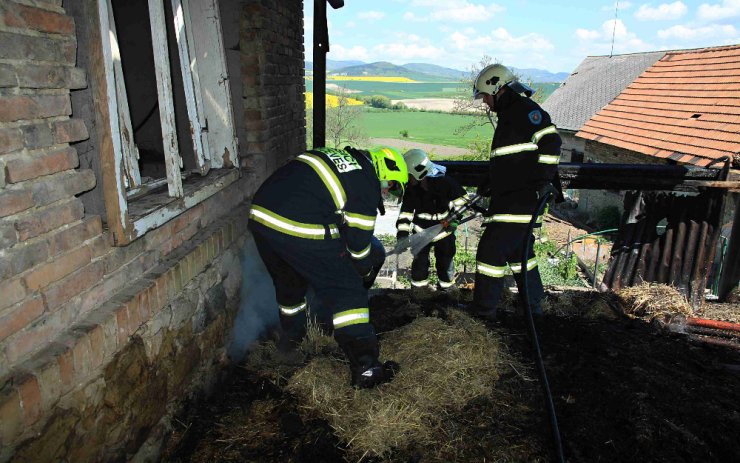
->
[544, 45, 740, 228]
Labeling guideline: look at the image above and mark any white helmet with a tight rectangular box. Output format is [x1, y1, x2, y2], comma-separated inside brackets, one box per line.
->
[403, 149, 432, 181]
[473, 63, 536, 99]
[473, 64, 516, 100]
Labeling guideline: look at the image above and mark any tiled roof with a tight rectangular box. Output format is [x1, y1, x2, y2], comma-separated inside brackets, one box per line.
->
[543, 52, 665, 131]
[576, 45, 740, 168]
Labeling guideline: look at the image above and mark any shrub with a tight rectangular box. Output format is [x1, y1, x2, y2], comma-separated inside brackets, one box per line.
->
[399, 129, 409, 138]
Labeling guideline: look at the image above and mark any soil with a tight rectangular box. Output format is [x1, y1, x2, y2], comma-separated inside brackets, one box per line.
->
[161, 288, 740, 463]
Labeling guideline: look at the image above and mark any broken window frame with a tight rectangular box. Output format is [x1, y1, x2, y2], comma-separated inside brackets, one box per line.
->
[95, 0, 239, 245]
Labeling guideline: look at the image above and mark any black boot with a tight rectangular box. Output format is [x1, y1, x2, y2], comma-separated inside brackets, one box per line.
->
[462, 302, 498, 322]
[351, 358, 399, 389]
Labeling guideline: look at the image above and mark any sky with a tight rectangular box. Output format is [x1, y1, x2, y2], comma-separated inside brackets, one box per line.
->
[304, 0, 740, 73]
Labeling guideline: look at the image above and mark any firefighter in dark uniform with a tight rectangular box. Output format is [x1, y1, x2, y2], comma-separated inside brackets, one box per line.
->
[396, 149, 470, 290]
[248, 146, 408, 388]
[469, 64, 562, 321]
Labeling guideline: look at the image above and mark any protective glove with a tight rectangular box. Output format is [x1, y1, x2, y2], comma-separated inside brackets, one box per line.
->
[476, 178, 492, 197]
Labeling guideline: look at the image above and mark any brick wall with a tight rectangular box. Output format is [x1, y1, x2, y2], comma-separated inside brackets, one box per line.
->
[0, 0, 307, 461]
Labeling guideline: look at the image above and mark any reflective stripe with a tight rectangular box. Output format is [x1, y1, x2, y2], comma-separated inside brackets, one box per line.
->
[438, 280, 454, 288]
[491, 142, 538, 157]
[344, 211, 375, 230]
[483, 214, 544, 224]
[333, 308, 370, 329]
[411, 279, 429, 287]
[538, 154, 560, 165]
[297, 154, 346, 210]
[417, 211, 450, 221]
[348, 243, 371, 260]
[477, 261, 508, 278]
[532, 125, 558, 142]
[249, 205, 339, 239]
[280, 301, 307, 315]
[452, 196, 468, 208]
[510, 257, 538, 273]
[397, 223, 412, 232]
[432, 229, 453, 242]
[399, 212, 414, 221]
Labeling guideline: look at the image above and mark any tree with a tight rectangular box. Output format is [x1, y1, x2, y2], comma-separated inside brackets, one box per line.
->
[326, 86, 368, 149]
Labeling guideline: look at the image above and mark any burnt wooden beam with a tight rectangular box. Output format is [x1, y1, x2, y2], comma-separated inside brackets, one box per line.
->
[437, 161, 729, 192]
[311, 0, 344, 149]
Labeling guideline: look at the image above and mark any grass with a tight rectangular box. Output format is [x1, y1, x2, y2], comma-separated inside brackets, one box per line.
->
[361, 108, 490, 148]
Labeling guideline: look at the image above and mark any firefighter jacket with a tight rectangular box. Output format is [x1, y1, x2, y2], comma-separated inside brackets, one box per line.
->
[481, 90, 562, 226]
[396, 175, 468, 243]
[248, 147, 380, 276]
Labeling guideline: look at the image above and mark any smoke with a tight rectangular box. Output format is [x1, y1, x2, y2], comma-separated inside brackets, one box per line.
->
[227, 235, 279, 362]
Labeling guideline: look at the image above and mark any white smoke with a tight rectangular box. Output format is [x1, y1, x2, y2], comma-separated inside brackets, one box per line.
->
[227, 235, 279, 362]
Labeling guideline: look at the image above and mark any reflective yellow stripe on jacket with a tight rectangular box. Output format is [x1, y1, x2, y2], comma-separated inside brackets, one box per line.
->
[490, 124, 560, 165]
[249, 205, 339, 239]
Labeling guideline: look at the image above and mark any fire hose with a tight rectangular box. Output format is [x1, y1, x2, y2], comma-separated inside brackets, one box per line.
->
[520, 187, 566, 463]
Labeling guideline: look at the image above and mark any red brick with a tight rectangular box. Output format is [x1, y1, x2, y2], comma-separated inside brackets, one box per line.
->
[0, 388, 23, 444]
[87, 324, 106, 369]
[0, 31, 76, 65]
[30, 169, 96, 208]
[4, 238, 49, 279]
[53, 118, 88, 143]
[3, 3, 74, 35]
[0, 276, 26, 310]
[0, 94, 70, 122]
[42, 260, 104, 312]
[17, 375, 42, 425]
[71, 334, 92, 377]
[15, 198, 84, 242]
[48, 216, 102, 256]
[0, 296, 43, 342]
[55, 346, 74, 389]
[0, 189, 33, 217]
[114, 304, 130, 345]
[0, 127, 23, 154]
[24, 245, 92, 290]
[5, 146, 78, 183]
[15, 64, 81, 89]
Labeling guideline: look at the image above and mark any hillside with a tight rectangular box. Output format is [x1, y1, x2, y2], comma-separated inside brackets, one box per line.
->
[306, 60, 570, 83]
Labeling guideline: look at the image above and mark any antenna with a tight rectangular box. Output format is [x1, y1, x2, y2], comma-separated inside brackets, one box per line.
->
[610, 0, 619, 57]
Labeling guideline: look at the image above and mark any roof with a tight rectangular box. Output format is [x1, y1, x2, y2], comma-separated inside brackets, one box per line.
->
[576, 45, 740, 168]
[542, 51, 665, 131]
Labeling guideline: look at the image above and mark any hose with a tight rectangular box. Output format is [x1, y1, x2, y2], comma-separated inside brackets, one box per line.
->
[520, 188, 566, 463]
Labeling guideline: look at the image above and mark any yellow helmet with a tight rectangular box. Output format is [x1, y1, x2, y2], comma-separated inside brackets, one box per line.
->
[368, 147, 408, 196]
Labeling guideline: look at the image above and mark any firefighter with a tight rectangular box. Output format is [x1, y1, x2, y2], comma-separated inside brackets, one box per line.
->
[469, 64, 562, 321]
[396, 149, 470, 291]
[247, 146, 408, 389]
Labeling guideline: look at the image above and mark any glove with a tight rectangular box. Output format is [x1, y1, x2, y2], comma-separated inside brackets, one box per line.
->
[476, 178, 492, 197]
[396, 231, 409, 240]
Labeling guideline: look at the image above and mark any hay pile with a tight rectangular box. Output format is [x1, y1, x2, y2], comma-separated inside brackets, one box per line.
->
[286, 310, 509, 461]
[616, 283, 693, 320]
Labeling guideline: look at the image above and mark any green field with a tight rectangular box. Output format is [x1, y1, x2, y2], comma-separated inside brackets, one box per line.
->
[307, 79, 560, 101]
[358, 108, 491, 149]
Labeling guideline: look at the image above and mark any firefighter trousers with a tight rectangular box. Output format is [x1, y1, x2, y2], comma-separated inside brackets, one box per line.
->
[411, 233, 456, 288]
[474, 223, 544, 311]
[249, 221, 381, 364]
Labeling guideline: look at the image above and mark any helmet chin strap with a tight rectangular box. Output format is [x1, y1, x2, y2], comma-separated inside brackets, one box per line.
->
[486, 106, 496, 128]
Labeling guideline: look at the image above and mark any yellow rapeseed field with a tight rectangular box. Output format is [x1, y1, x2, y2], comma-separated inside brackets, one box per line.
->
[305, 92, 364, 109]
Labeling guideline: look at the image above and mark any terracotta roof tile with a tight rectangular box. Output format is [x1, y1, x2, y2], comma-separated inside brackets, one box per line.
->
[576, 45, 740, 167]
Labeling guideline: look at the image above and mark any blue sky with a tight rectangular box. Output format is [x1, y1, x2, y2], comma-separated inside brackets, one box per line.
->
[304, 0, 740, 73]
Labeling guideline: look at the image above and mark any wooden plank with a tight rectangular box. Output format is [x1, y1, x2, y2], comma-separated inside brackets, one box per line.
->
[148, 0, 183, 198]
[107, 1, 142, 188]
[186, 0, 237, 168]
[170, 0, 208, 173]
[95, 0, 131, 243]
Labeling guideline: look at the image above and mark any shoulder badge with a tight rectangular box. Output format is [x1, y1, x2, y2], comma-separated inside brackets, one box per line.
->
[528, 110, 542, 125]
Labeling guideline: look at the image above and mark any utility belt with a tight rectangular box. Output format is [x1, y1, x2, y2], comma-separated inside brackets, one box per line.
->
[249, 204, 340, 240]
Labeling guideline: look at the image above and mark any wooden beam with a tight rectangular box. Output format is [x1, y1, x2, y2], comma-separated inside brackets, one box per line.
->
[149, 0, 184, 198]
[312, 0, 327, 148]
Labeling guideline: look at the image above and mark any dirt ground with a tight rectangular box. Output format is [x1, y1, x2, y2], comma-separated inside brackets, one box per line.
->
[161, 285, 740, 463]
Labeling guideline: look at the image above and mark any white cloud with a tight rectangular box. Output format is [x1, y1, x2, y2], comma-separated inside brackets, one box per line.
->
[634, 2, 688, 20]
[404, 1, 505, 23]
[574, 19, 653, 55]
[697, 0, 740, 21]
[327, 44, 371, 62]
[658, 23, 739, 39]
[371, 42, 445, 61]
[357, 11, 385, 21]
